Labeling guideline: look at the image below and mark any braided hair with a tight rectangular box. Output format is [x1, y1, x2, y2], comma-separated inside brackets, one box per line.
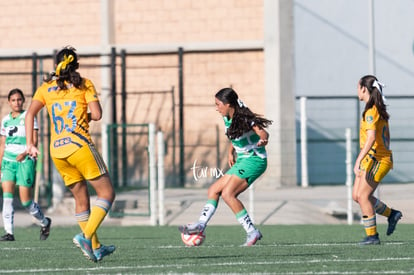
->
[215, 88, 272, 140]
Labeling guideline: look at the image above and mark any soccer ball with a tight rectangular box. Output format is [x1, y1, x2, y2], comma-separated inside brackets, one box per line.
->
[181, 232, 206, 247]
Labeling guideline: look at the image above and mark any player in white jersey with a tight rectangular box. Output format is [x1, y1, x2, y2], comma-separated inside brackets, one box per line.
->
[0, 88, 51, 241]
[179, 88, 272, 246]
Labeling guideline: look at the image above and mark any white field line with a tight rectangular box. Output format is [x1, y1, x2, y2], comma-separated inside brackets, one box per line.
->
[0, 257, 413, 274]
[0, 241, 405, 252]
[0, 243, 411, 274]
[158, 241, 405, 249]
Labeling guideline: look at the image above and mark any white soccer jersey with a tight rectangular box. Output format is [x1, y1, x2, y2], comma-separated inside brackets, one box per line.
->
[223, 116, 267, 159]
[0, 111, 38, 161]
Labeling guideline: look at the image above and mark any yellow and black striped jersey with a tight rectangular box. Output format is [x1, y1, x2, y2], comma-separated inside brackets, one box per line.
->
[33, 78, 99, 158]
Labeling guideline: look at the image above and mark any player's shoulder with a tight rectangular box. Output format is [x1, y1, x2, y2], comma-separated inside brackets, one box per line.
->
[366, 105, 379, 116]
[82, 77, 95, 87]
[36, 80, 58, 94]
[1, 113, 10, 121]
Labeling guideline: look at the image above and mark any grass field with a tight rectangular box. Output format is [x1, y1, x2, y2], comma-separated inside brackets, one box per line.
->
[0, 223, 412, 274]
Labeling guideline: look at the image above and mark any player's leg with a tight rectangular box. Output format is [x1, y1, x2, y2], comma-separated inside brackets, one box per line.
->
[368, 158, 401, 235]
[358, 174, 380, 244]
[178, 175, 229, 234]
[69, 179, 115, 262]
[74, 210, 114, 261]
[69, 144, 115, 261]
[221, 175, 262, 246]
[69, 180, 97, 261]
[222, 156, 267, 246]
[352, 169, 362, 203]
[53, 154, 103, 262]
[1, 180, 15, 241]
[17, 159, 51, 240]
[74, 210, 100, 250]
[356, 156, 381, 245]
[1, 160, 16, 241]
[82, 175, 115, 261]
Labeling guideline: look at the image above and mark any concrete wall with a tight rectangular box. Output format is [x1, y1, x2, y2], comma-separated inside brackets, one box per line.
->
[0, 0, 273, 188]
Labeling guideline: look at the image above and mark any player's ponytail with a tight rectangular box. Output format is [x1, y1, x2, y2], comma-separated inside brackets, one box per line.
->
[360, 75, 389, 121]
[215, 88, 272, 139]
[54, 46, 84, 90]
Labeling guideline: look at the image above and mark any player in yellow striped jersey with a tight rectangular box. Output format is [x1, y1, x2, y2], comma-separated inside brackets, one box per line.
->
[353, 75, 402, 245]
[25, 46, 116, 262]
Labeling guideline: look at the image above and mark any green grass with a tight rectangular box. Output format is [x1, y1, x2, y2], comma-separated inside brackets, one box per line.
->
[0, 224, 413, 274]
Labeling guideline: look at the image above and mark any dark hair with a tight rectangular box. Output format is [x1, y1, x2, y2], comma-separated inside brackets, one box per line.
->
[44, 46, 84, 90]
[215, 87, 272, 139]
[8, 88, 25, 102]
[359, 75, 389, 121]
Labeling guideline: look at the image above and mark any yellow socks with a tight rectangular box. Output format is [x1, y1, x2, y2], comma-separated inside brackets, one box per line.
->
[83, 198, 112, 241]
[75, 210, 100, 249]
[374, 199, 392, 217]
[362, 215, 377, 236]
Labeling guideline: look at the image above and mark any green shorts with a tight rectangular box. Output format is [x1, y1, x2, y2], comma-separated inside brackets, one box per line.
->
[226, 155, 267, 185]
[1, 158, 36, 187]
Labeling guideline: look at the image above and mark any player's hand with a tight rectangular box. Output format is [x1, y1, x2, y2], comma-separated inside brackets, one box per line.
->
[16, 152, 27, 162]
[353, 162, 360, 176]
[228, 154, 235, 167]
[257, 139, 268, 147]
[26, 144, 40, 158]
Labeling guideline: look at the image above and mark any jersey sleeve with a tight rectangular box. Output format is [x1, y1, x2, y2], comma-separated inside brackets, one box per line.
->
[84, 79, 99, 103]
[364, 107, 379, 131]
[32, 84, 47, 105]
[0, 117, 6, 136]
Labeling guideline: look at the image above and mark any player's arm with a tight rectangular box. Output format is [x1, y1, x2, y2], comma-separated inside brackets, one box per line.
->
[0, 135, 5, 178]
[17, 120, 39, 162]
[228, 142, 235, 167]
[253, 125, 269, 147]
[33, 128, 38, 147]
[25, 100, 44, 157]
[88, 100, 102, 122]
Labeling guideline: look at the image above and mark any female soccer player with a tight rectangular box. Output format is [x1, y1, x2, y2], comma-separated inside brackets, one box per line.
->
[0, 88, 51, 241]
[25, 46, 116, 261]
[179, 87, 272, 246]
[353, 75, 402, 245]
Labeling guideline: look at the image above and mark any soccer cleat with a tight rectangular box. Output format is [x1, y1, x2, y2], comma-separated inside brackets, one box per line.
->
[73, 233, 97, 262]
[359, 233, 380, 245]
[94, 244, 116, 261]
[0, 233, 15, 241]
[40, 217, 52, 240]
[387, 209, 402, 236]
[243, 229, 262, 246]
[178, 223, 205, 235]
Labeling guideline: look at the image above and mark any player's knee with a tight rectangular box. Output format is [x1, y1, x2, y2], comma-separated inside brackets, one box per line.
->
[109, 190, 116, 203]
[207, 185, 221, 199]
[98, 189, 115, 203]
[221, 190, 235, 204]
[352, 194, 359, 203]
